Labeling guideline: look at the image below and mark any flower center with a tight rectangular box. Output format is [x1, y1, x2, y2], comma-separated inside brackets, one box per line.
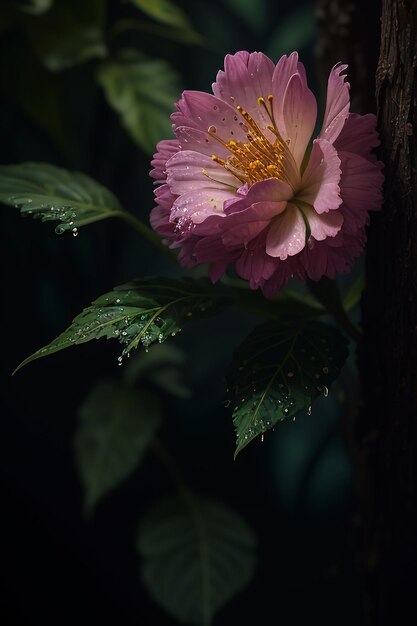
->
[206, 95, 300, 189]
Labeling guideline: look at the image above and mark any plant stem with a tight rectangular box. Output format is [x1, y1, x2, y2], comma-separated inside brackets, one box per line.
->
[116, 210, 177, 262]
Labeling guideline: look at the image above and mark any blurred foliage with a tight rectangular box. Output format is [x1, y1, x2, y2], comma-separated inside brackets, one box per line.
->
[138, 494, 257, 626]
[97, 49, 180, 153]
[76, 378, 161, 513]
[127, 0, 194, 30]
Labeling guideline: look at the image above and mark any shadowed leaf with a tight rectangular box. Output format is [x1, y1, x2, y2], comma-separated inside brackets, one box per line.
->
[25, 0, 107, 71]
[138, 494, 257, 625]
[97, 50, 180, 153]
[13, 0, 54, 15]
[75, 380, 160, 512]
[228, 319, 349, 457]
[127, 0, 192, 30]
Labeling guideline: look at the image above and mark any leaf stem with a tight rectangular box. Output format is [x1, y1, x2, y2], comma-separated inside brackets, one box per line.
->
[306, 278, 362, 343]
[115, 210, 177, 261]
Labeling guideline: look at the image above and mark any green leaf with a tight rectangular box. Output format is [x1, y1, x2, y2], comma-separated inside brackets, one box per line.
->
[223, 0, 268, 33]
[228, 319, 349, 457]
[13, 0, 54, 15]
[25, 0, 107, 71]
[14, 277, 228, 373]
[124, 343, 191, 398]
[97, 50, 180, 153]
[75, 380, 160, 513]
[343, 273, 365, 311]
[0, 162, 123, 235]
[138, 494, 257, 626]
[127, 0, 192, 30]
[267, 5, 316, 59]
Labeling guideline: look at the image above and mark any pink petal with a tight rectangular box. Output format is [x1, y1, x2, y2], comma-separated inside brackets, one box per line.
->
[224, 178, 293, 215]
[150, 204, 175, 239]
[212, 51, 275, 134]
[150, 139, 180, 184]
[175, 126, 230, 159]
[266, 203, 307, 259]
[319, 64, 350, 144]
[171, 91, 248, 144]
[337, 151, 384, 234]
[166, 150, 239, 195]
[261, 256, 303, 298]
[282, 72, 317, 167]
[171, 188, 233, 225]
[271, 52, 308, 136]
[221, 201, 287, 248]
[235, 231, 277, 286]
[302, 205, 344, 241]
[298, 138, 342, 214]
[334, 113, 380, 162]
[154, 183, 177, 209]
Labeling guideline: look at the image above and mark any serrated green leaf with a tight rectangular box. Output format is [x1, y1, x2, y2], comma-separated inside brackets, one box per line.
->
[75, 380, 160, 513]
[127, 0, 192, 30]
[0, 162, 123, 235]
[138, 494, 257, 626]
[97, 50, 180, 153]
[14, 277, 228, 373]
[228, 319, 349, 457]
[25, 0, 107, 71]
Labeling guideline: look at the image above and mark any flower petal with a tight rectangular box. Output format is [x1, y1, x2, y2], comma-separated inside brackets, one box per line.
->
[266, 203, 306, 259]
[150, 139, 180, 184]
[302, 205, 344, 241]
[337, 151, 384, 233]
[166, 150, 240, 194]
[298, 138, 342, 214]
[221, 201, 287, 247]
[334, 113, 380, 162]
[271, 52, 308, 135]
[212, 51, 275, 133]
[282, 72, 317, 167]
[175, 126, 230, 159]
[319, 64, 350, 144]
[171, 188, 234, 225]
[235, 231, 278, 286]
[171, 91, 248, 143]
[224, 178, 293, 215]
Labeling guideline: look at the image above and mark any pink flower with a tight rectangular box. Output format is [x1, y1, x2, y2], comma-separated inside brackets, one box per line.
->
[150, 51, 384, 297]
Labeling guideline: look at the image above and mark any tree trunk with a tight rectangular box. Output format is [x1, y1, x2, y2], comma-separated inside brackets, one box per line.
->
[317, 0, 417, 623]
[359, 1, 417, 623]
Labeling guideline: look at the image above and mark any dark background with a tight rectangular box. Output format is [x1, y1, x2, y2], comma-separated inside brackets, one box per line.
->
[1, 1, 367, 624]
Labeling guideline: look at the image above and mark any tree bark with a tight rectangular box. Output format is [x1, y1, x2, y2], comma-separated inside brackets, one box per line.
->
[317, 0, 417, 623]
[359, 1, 417, 623]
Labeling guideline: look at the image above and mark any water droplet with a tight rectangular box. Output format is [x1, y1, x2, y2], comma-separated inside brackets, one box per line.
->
[307, 405, 312, 416]
[322, 366, 329, 374]
[287, 371, 294, 378]
[223, 399, 231, 408]
[323, 385, 329, 397]
[72, 227, 78, 237]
